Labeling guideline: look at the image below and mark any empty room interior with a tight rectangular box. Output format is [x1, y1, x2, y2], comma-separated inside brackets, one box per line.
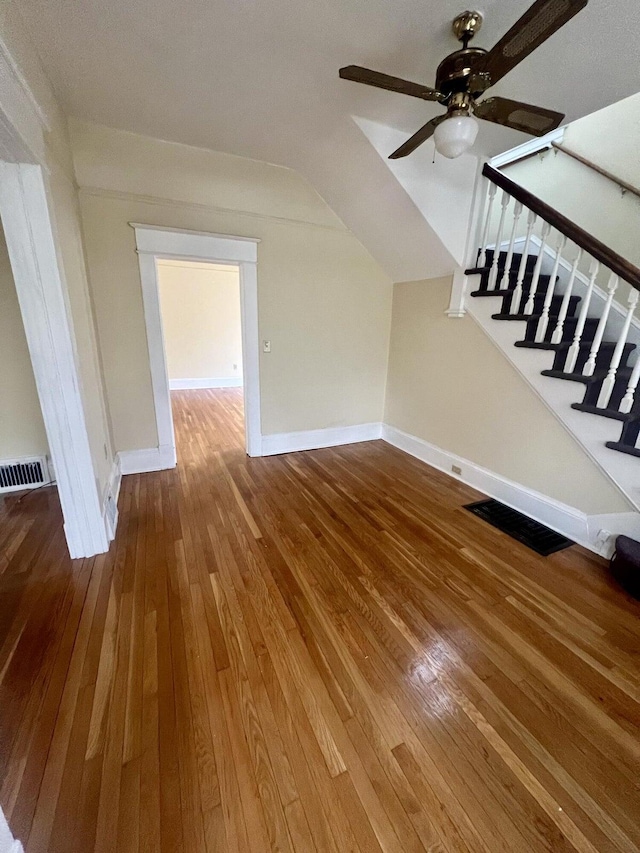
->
[0, 0, 639, 851]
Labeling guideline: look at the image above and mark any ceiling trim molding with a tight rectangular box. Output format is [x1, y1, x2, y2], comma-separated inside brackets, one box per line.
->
[78, 185, 350, 233]
[489, 127, 566, 170]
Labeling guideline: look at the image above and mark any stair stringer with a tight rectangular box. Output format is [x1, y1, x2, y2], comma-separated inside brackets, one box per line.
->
[466, 276, 640, 519]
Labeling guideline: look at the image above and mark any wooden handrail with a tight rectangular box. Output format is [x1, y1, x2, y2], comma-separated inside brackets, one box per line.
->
[482, 163, 640, 292]
[551, 143, 640, 201]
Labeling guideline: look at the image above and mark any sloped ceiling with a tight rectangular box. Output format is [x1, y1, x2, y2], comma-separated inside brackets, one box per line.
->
[15, 0, 640, 281]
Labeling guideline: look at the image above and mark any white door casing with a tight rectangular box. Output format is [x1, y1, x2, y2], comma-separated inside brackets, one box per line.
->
[131, 224, 262, 463]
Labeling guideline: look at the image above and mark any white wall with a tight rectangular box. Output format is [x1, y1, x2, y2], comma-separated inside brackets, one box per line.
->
[71, 119, 393, 452]
[157, 260, 242, 385]
[0, 222, 49, 460]
[384, 276, 632, 515]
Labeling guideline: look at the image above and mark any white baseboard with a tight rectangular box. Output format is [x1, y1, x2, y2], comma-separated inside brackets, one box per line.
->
[261, 422, 382, 456]
[118, 443, 177, 475]
[169, 377, 243, 389]
[382, 423, 640, 558]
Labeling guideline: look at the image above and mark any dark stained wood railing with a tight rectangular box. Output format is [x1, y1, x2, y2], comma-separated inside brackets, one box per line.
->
[551, 143, 640, 202]
[482, 163, 640, 292]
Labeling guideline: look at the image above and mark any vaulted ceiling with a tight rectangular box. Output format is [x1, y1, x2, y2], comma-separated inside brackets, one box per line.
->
[17, 0, 640, 280]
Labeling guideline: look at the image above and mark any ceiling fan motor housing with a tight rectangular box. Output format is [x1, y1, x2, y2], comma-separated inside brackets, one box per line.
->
[435, 48, 489, 102]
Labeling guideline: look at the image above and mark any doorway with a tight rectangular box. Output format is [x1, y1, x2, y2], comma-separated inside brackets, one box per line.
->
[156, 258, 245, 449]
[131, 224, 261, 469]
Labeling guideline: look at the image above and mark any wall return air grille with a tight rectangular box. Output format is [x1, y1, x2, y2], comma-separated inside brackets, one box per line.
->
[0, 456, 51, 494]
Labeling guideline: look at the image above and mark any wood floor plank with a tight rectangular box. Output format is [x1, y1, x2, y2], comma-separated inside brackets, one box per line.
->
[1, 387, 639, 852]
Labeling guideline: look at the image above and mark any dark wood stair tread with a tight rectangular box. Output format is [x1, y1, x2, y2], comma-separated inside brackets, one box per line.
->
[571, 402, 637, 422]
[605, 441, 640, 458]
[515, 338, 613, 353]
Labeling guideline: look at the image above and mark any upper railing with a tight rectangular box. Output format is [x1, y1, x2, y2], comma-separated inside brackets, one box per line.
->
[476, 163, 640, 416]
[482, 164, 640, 292]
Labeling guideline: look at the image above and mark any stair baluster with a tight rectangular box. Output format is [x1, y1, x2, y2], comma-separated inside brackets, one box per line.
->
[509, 209, 537, 314]
[478, 182, 497, 268]
[620, 357, 640, 414]
[524, 221, 551, 314]
[501, 200, 523, 294]
[597, 289, 639, 408]
[535, 233, 566, 343]
[488, 191, 511, 290]
[583, 272, 618, 376]
[550, 249, 582, 346]
[564, 259, 599, 374]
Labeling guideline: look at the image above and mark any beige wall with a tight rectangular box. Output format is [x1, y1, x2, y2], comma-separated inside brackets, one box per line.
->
[71, 120, 393, 451]
[0, 223, 49, 460]
[157, 261, 242, 382]
[384, 277, 632, 515]
[504, 93, 640, 268]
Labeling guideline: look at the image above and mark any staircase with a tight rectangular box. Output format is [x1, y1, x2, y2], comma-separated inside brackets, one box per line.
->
[464, 163, 640, 515]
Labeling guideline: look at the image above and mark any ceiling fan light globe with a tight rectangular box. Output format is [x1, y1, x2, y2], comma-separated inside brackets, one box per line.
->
[433, 114, 479, 159]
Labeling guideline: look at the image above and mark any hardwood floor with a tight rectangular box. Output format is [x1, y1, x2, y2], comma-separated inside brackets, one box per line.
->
[1, 387, 639, 852]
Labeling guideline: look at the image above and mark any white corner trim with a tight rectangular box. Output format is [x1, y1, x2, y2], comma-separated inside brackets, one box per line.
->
[118, 444, 177, 476]
[381, 423, 639, 558]
[261, 423, 382, 456]
[0, 163, 109, 558]
[169, 377, 243, 390]
[131, 224, 262, 460]
[102, 456, 122, 541]
[489, 127, 566, 170]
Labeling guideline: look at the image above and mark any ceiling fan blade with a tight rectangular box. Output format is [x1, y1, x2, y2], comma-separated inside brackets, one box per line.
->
[389, 116, 446, 159]
[482, 0, 588, 85]
[339, 66, 441, 101]
[474, 96, 564, 136]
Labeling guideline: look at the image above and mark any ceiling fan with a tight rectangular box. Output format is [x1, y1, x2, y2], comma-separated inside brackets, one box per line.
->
[339, 0, 588, 160]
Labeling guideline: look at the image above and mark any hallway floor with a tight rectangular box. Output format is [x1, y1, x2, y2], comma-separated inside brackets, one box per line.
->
[1, 388, 639, 852]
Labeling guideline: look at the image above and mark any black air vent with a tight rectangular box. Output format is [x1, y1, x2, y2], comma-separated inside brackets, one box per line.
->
[0, 458, 48, 493]
[464, 498, 573, 556]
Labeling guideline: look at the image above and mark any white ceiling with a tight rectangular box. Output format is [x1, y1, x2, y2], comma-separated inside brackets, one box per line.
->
[17, 0, 640, 280]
